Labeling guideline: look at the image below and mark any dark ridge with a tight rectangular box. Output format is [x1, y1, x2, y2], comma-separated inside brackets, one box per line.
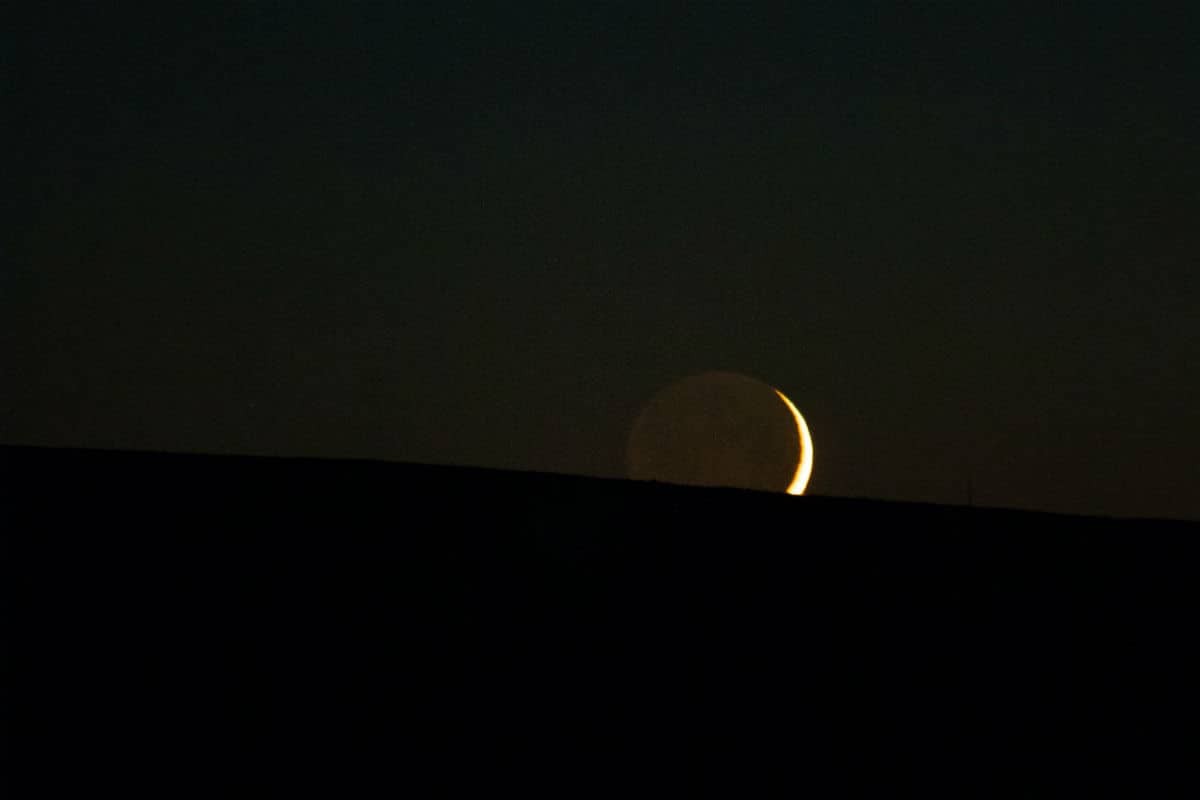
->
[3, 445, 1197, 797]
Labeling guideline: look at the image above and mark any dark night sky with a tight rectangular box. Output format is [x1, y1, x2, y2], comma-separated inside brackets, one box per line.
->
[6, 4, 1198, 519]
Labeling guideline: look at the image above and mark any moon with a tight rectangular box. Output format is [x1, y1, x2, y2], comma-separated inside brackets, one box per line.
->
[774, 388, 814, 495]
[627, 372, 814, 495]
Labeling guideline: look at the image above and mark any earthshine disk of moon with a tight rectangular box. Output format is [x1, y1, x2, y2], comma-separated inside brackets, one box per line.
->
[626, 372, 814, 495]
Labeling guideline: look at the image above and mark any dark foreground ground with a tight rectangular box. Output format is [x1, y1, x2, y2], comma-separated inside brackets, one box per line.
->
[2, 445, 1197, 796]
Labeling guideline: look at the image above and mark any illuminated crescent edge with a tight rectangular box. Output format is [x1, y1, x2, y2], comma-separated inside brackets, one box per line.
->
[774, 389, 813, 496]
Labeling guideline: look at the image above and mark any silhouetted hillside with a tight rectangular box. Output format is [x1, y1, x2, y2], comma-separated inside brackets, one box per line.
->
[3, 445, 1197, 797]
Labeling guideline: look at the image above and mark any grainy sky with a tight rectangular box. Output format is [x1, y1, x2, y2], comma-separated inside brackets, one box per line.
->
[6, 3, 1198, 519]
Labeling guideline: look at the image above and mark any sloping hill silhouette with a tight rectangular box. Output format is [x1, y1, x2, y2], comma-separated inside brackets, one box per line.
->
[3, 445, 1197, 797]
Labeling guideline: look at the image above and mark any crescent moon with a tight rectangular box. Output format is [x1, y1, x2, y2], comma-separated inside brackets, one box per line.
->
[774, 389, 814, 495]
